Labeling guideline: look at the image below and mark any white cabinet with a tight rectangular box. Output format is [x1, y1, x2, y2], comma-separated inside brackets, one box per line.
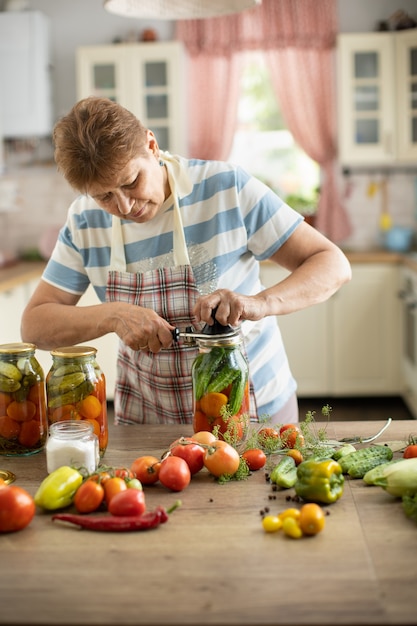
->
[76, 41, 187, 155]
[259, 262, 402, 397]
[399, 265, 417, 418]
[0, 11, 52, 138]
[338, 31, 417, 165]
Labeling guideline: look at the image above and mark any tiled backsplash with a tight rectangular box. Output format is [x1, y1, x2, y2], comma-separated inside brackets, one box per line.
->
[0, 164, 77, 257]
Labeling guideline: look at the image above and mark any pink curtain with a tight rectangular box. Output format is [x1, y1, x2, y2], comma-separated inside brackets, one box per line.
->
[176, 0, 352, 241]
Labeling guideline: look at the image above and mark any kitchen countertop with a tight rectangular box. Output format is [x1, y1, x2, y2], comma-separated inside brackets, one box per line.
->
[1, 419, 416, 626]
[1, 250, 416, 294]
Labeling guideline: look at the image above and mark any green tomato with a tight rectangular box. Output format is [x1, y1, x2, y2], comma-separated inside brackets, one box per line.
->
[127, 478, 142, 490]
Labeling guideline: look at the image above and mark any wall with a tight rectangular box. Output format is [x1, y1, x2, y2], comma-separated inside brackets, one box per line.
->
[0, 0, 416, 255]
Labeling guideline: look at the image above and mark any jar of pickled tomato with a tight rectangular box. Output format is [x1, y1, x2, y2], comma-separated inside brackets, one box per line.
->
[46, 346, 108, 457]
[0, 342, 48, 456]
[192, 334, 250, 440]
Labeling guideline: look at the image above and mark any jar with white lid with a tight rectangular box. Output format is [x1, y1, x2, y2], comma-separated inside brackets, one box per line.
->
[46, 420, 99, 474]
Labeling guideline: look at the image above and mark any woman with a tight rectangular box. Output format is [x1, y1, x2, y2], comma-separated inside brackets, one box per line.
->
[21, 97, 351, 425]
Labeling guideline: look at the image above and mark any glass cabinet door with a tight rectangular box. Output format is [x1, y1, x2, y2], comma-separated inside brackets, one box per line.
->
[396, 31, 417, 162]
[76, 46, 129, 106]
[338, 33, 395, 164]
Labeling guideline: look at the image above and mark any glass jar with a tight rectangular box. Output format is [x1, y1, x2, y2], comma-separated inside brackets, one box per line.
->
[192, 335, 250, 440]
[46, 346, 108, 457]
[46, 420, 99, 474]
[0, 342, 48, 456]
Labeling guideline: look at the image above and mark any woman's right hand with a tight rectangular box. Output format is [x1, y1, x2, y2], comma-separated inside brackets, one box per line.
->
[109, 302, 176, 353]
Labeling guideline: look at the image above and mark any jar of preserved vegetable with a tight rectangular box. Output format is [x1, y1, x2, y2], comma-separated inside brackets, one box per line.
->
[47, 346, 108, 457]
[46, 420, 99, 474]
[191, 333, 250, 441]
[0, 342, 48, 456]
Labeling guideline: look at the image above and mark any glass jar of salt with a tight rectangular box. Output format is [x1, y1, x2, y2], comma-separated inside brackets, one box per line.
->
[46, 420, 99, 474]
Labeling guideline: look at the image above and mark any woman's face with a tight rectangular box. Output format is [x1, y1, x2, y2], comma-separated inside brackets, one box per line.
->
[87, 133, 170, 223]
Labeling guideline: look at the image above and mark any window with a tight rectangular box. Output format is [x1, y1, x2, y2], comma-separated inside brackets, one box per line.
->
[228, 53, 319, 215]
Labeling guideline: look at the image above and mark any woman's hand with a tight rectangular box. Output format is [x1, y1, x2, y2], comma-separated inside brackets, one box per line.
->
[193, 290, 268, 328]
[109, 303, 176, 353]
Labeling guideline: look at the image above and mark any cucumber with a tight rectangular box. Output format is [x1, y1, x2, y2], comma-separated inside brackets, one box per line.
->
[228, 370, 247, 415]
[193, 348, 225, 401]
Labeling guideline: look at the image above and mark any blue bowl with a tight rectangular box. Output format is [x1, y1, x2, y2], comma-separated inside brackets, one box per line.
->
[384, 226, 414, 252]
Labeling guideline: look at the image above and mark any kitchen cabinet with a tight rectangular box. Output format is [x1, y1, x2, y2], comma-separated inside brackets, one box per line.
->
[399, 264, 417, 418]
[337, 30, 417, 165]
[259, 262, 402, 398]
[0, 11, 52, 138]
[76, 41, 187, 154]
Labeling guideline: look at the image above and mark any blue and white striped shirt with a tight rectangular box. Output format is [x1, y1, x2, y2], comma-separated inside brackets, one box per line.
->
[43, 156, 303, 417]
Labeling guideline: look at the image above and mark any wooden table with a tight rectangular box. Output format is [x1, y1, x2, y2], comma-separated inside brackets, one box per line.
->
[1, 420, 416, 626]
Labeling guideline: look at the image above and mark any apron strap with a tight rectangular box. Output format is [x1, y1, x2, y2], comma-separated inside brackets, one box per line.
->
[110, 152, 192, 270]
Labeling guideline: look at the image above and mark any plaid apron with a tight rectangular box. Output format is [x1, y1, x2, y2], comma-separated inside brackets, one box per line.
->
[106, 155, 202, 424]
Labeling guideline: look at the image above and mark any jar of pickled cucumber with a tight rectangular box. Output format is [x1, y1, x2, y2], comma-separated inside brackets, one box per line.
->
[192, 335, 250, 440]
[0, 342, 48, 456]
[46, 346, 108, 457]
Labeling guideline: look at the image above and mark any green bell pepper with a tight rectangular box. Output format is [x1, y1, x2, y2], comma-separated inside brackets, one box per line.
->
[294, 458, 344, 504]
[34, 466, 83, 510]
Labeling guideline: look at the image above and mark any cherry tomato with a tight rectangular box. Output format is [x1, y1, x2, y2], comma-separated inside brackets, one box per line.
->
[258, 427, 280, 444]
[279, 424, 304, 449]
[74, 480, 105, 514]
[0, 484, 35, 533]
[170, 437, 205, 475]
[191, 431, 217, 445]
[242, 448, 267, 471]
[286, 449, 304, 465]
[203, 440, 240, 478]
[403, 444, 417, 459]
[130, 455, 161, 485]
[108, 489, 146, 517]
[299, 503, 326, 536]
[103, 476, 127, 504]
[159, 456, 191, 492]
[114, 467, 135, 480]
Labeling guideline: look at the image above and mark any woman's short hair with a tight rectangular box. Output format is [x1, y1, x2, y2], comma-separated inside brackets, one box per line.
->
[53, 97, 148, 193]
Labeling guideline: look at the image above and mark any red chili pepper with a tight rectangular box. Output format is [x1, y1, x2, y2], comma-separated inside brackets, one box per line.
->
[52, 505, 169, 532]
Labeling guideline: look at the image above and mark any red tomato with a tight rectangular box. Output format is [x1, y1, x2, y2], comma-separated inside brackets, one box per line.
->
[74, 480, 105, 514]
[242, 448, 267, 471]
[108, 489, 146, 517]
[258, 427, 280, 444]
[203, 440, 240, 478]
[170, 437, 205, 475]
[279, 424, 304, 449]
[159, 456, 191, 492]
[103, 476, 127, 504]
[130, 455, 161, 485]
[114, 467, 135, 480]
[0, 484, 35, 533]
[404, 444, 417, 459]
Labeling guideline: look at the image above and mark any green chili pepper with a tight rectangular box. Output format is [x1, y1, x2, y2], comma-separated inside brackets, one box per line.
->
[294, 459, 344, 504]
[34, 466, 83, 510]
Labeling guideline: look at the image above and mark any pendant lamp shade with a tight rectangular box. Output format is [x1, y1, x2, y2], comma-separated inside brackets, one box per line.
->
[103, 0, 261, 20]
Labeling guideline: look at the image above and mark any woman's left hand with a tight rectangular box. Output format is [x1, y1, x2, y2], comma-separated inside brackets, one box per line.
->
[193, 289, 267, 328]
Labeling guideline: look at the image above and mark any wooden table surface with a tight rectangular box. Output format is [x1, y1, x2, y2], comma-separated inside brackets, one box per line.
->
[1, 419, 416, 626]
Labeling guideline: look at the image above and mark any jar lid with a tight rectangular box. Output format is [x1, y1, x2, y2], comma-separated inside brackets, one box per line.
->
[0, 342, 37, 355]
[50, 345, 98, 358]
[0, 469, 16, 485]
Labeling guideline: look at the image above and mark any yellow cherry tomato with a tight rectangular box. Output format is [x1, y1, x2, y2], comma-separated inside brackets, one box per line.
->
[262, 515, 282, 533]
[278, 507, 301, 522]
[282, 516, 303, 539]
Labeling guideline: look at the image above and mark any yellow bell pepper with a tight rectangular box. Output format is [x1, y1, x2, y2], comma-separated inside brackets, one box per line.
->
[34, 466, 83, 510]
